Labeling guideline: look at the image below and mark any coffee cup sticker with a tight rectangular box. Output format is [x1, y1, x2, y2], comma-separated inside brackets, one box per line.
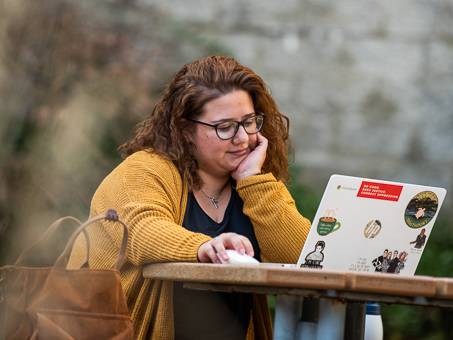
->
[317, 214, 341, 236]
[404, 191, 438, 228]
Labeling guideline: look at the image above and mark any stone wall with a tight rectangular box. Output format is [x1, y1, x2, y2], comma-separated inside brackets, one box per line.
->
[141, 0, 453, 210]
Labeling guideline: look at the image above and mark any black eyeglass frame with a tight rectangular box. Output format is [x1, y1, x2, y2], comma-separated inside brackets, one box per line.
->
[187, 113, 265, 140]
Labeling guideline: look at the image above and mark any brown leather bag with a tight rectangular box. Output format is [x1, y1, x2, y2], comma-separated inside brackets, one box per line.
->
[0, 210, 134, 339]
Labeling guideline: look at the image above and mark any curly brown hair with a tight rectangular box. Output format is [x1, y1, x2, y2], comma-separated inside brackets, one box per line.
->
[119, 55, 291, 189]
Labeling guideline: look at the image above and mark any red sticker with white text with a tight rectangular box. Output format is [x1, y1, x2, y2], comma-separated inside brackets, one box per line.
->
[357, 181, 403, 202]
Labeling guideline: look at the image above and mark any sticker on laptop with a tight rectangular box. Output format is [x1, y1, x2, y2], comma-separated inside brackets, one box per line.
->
[363, 219, 382, 239]
[300, 240, 325, 269]
[404, 191, 438, 228]
[349, 257, 372, 272]
[316, 209, 341, 236]
[409, 228, 427, 250]
[371, 249, 408, 274]
[357, 181, 403, 201]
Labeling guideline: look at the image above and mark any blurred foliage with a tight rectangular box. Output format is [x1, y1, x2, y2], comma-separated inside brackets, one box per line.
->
[416, 215, 453, 277]
[288, 164, 321, 222]
[381, 214, 453, 340]
[0, 0, 230, 264]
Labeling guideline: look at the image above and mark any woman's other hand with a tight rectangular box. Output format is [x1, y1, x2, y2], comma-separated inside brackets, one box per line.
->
[197, 232, 254, 263]
[231, 132, 268, 181]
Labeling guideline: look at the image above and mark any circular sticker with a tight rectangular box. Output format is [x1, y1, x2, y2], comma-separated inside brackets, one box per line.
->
[364, 219, 382, 239]
[404, 191, 438, 228]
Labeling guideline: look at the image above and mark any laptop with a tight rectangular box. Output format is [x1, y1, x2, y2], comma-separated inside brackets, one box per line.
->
[296, 175, 447, 276]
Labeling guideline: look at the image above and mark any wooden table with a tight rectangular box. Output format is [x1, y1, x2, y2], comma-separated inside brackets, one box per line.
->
[143, 263, 453, 339]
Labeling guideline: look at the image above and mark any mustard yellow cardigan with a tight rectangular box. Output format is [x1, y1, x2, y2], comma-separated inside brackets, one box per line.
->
[68, 150, 311, 339]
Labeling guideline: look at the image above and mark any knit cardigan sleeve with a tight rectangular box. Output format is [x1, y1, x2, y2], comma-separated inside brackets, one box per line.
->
[236, 173, 311, 264]
[90, 151, 212, 266]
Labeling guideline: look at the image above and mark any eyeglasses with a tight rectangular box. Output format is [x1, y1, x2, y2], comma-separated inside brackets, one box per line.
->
[187, 113, 264, 140]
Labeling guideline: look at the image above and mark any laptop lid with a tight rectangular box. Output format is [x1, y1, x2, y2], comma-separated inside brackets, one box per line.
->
[296, 175, 447, 276]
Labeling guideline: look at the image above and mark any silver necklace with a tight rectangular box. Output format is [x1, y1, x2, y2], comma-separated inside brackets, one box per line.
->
[200, 189, 221, 209]
[199, 182, 230, 209]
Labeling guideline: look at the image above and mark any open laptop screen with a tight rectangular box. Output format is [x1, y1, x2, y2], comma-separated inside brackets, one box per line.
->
[296, 175, 446, 276]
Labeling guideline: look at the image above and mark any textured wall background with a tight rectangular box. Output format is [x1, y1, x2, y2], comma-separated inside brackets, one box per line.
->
[141, 0, 453, 210]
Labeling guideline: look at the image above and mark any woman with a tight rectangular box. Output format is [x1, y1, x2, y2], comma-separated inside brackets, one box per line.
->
[69, 55, 311, 339]
[395, 251, 408, 274]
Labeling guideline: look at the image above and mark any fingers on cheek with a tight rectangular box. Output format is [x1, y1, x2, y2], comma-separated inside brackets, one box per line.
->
[258, 132, 268, 143]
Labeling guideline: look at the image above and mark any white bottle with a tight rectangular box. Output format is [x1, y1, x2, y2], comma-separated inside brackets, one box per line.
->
[364, 302, 383, 340]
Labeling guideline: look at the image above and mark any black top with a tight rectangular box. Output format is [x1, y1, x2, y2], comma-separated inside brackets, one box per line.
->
[173, 188, 261, 340]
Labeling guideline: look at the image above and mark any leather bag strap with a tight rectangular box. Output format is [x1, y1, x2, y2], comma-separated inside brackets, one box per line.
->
[54, 209, 128, 271]
[14, 216, 90, 266]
